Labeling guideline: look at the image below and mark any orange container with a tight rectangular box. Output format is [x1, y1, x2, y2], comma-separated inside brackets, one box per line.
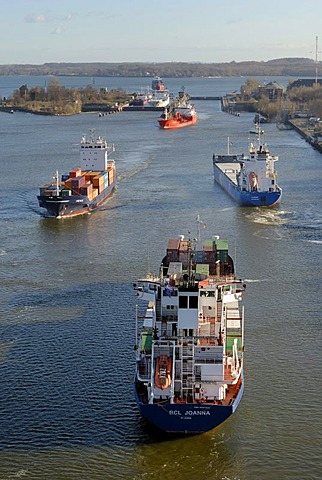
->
[64, 178, 73, 189]
[69, 168, 82, 178]
[92, 175, 104, 187]
[80, 183, 93, 196]
[84, 171, 100, 181]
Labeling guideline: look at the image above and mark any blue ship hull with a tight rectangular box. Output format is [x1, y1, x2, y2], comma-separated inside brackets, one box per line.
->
[134, 379, 244, 434]
[214, 164, 282, 207]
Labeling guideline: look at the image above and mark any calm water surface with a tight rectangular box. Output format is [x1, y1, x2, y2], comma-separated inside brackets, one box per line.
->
[0, 77, 321, 479]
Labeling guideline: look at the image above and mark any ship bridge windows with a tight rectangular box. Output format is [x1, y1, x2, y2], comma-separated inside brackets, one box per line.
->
[178, 293, 199, 329]
[179, 296, 188, 308]
[200, 290, 215, 297]
[189, 296, 198, 309]
[178, 295, 198, 309]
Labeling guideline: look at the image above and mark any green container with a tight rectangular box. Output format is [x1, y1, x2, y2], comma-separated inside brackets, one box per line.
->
[140, 330, 152, 353]
[203, 239, 214, 248]
[216, 238, 228, 249]
[215, 239, 228, 262]
[226, 330, 242, 352]
[196, 263, 209, 275]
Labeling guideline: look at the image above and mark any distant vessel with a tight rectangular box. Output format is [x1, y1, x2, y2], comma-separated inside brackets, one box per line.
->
[212, 136, 282, 207]
[158, 103, 197, 129]
[134, 219, 245, 433]
[125, 76, 170, 111]
[276, 122, 292, 131]
[249, 124, 264, 135]
[254, 113, 268, 124]
[37, 131, 116, 218]
[149, 76, 171, 108]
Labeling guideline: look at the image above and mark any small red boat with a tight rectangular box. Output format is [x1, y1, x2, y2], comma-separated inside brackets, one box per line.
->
[158, 104, 197, 129]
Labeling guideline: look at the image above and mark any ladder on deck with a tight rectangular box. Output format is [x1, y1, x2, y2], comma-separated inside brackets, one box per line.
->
[180, 343, 195, 399]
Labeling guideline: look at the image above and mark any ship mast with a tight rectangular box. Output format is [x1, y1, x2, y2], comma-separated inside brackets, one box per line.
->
[187, 237, 193, 286]
[315, 35, 319, 85]
[196, 214, 206, 246]
[55, 170, 59, 196]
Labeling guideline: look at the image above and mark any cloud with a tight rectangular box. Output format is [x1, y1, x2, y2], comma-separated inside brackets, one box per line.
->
[24, 12, 77, 24]
[25, 13, 49, 23]
[51, 26, 65, 35]
[64, 14, 75, 21]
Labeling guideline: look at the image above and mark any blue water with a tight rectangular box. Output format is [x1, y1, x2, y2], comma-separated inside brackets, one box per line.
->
[0, 76, 321, 479]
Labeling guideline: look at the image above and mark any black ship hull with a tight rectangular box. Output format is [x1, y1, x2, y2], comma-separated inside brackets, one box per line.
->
[38, 184, 115, 218]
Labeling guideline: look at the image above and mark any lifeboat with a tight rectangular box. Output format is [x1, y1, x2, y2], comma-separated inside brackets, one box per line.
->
[154, 355, 172, 390]
[249, 171, 258, 191]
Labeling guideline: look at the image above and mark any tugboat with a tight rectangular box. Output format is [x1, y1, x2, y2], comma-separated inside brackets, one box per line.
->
[37, 131, 116, 218]
[212, 135, 282, 207]
[133, 218, 245, 433]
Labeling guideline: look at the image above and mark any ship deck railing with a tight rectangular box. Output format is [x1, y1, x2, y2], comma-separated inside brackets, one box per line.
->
[137, 361, 151, 381]
[137, 373, 150, 382]
[213, 154, 244, 163]
[173, 385, 241, 406]
[155, 334, 222, 346]
[137, 375, 243, 406]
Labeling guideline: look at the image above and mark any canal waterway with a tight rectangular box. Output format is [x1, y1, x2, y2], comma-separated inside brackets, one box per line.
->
[0, 76, 321, 480]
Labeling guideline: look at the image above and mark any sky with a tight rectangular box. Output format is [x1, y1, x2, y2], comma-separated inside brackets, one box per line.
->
[0, 0, 321, 65]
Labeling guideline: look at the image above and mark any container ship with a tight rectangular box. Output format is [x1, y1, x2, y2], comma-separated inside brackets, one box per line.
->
[212, 136, 282, 207]
[37, 132, 116, 218]
[133, 220, 245, 434]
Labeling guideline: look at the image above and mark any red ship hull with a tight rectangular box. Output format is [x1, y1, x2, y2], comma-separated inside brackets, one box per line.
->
[158, 115, 197, 129]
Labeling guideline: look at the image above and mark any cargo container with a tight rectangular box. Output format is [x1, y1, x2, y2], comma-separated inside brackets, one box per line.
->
[69, 168, 82, 178]
[63, 178, 73, 189]
[80, 183, 93, 196]
[92, 175, 105, 188]
[84, 171, 100, 181]
[71, 176, 86, 188]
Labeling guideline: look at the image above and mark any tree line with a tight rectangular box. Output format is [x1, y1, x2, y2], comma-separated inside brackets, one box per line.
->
[0, 58, 320, 78]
